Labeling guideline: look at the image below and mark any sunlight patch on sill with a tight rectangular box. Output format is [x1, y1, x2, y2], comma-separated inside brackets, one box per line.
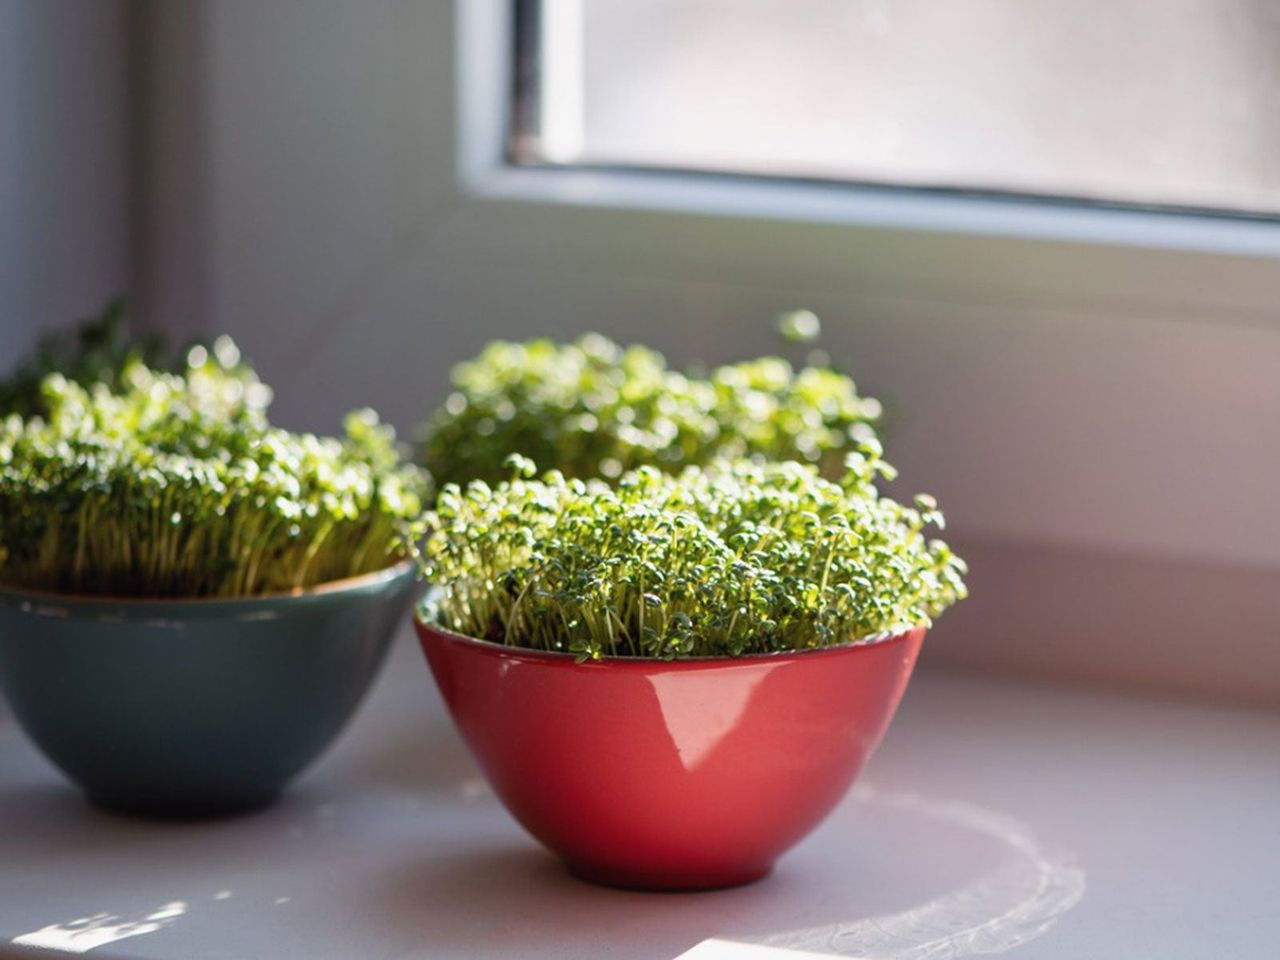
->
[678, 941, 839, 960]
[12, 900, 187, 954]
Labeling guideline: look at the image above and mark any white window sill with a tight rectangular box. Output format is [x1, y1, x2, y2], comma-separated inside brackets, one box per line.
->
[1, 631, 1276, 959]
[467, 163, 1280, 260]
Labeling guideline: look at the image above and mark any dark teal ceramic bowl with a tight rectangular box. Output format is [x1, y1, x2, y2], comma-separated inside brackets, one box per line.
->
[0, 562, 415, 815]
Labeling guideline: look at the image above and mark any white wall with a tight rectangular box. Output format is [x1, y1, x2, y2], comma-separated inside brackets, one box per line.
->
[140, 1, 1280, 700]
[0, 0, 133, 369]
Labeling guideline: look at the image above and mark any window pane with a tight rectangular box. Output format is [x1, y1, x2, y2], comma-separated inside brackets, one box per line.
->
[520, 0, 1280, 216]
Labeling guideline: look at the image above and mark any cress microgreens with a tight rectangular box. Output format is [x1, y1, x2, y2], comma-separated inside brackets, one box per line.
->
[419, 329, 882, 487]
[0, 299, 259, 419]
[0, 339, 428, 598]
[412, 448, 966, 660]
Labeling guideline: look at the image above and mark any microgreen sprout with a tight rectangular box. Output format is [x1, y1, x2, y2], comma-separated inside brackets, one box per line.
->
[412, 446, 966, 660]
[0, 342, 428, 598]
[777, 309, 821, 344]
[0, 299, 261, 419]
[420, 332, 882, 487]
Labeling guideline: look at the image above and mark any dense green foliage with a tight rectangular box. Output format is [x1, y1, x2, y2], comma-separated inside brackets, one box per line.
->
[0, 343, 427, 598]
[0, 300, 242, 419]
[420, 333, 882, 488]
[414, 449, 966, 659]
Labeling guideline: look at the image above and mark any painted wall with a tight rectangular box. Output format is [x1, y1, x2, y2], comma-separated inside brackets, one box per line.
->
[0, 0, 133, 370]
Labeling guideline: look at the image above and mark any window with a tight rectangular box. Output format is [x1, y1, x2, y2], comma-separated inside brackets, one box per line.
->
[513, 0, 1280, 218]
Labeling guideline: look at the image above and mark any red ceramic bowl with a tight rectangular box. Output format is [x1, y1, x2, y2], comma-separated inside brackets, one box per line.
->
[416, 618, 925, 891]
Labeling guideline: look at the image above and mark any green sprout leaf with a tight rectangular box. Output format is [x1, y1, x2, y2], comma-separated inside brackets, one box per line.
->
[777, 309, 821, 344]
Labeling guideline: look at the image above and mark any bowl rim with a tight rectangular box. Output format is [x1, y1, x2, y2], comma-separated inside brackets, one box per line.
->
[0, 559, 416, 612]
[414, 610, 925, 667]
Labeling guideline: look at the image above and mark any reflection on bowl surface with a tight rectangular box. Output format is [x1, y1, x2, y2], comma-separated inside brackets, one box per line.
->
[0, 564, 415, 815]
[415, 619, 925, 890]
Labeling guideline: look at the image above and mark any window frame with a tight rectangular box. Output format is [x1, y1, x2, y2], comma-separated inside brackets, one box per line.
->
[463, 0, 1280, 263]
[511, 0, 1280, 239]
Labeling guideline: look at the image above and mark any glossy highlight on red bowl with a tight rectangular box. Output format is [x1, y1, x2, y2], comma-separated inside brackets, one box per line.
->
[416, 617, 925, 891]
